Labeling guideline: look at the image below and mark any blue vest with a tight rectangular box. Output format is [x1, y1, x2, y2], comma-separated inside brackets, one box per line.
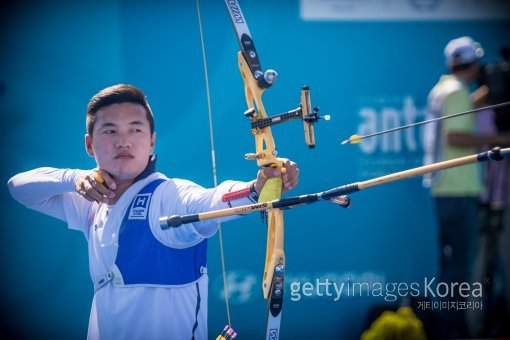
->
[114, 179, 207, 286]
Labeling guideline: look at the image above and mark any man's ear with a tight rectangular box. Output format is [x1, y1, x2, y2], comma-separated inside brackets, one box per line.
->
[150, 132, 156, 154]
[85, 134, 94, 157]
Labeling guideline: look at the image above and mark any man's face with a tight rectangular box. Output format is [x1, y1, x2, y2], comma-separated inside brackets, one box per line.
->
[85, 102, 155, 183]
[466, 61, 481, 83]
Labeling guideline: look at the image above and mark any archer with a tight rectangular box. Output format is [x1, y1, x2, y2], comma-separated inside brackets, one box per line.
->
[7, 84, 299, 339]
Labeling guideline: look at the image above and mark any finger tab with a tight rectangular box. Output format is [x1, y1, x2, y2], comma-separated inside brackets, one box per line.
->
[92, 171, 105, 184]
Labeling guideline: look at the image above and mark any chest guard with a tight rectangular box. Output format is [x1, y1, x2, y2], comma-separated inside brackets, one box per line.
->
[113, 179, 207, 287]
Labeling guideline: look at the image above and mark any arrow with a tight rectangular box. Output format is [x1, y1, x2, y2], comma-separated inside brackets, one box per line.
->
[341, 101, 510, 145]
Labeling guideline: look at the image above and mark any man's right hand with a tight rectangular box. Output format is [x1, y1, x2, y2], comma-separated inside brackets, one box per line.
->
[75, 169, 116, 204]
[470, 84, 488, 108]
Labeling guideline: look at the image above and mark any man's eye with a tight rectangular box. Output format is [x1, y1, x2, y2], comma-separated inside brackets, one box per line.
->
[103, 130, 115, 134]
[132, 128, 142, 133]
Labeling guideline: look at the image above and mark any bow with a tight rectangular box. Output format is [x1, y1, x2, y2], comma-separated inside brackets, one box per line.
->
[204, 1, 326, 338]
[192, 0, 326, 336]
[225, 1, 331, 337]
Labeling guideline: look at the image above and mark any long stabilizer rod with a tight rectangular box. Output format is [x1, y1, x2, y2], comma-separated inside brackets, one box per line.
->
[160, 147, 509, 229]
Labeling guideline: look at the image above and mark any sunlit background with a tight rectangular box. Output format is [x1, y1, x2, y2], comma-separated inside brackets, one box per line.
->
[1, 0, 509, 338]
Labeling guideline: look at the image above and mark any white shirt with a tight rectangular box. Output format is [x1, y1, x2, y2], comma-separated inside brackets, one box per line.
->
[8, 168, 253, 340]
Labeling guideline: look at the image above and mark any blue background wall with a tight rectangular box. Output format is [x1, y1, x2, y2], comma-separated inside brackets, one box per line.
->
[1, 0, 509, 338]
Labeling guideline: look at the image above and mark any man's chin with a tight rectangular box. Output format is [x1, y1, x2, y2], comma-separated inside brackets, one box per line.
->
[96, 163, 145, 183]
[109, 170, 143, 183]
[114, 176, 135, 183]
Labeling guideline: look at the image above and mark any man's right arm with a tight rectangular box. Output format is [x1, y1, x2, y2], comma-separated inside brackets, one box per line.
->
[8, 167, 89, 222]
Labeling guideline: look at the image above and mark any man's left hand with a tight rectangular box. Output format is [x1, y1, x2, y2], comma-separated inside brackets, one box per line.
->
[253, 159, 299, 195]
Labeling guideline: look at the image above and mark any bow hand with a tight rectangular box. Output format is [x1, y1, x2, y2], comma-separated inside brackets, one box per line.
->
[253, 159, 299, 196]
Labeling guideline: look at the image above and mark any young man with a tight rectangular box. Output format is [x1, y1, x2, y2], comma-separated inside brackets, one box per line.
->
[8, 84, 299, 339]
[423, 37, 510, 338]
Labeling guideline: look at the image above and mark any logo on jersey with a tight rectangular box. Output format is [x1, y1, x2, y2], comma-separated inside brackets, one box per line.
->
[128, 193, 152, 220]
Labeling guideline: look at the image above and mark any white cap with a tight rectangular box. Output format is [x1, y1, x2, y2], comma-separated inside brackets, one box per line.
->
[444, 36, 484, 68]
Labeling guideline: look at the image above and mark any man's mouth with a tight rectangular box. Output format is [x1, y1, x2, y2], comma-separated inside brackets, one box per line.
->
[115, 153, 134, 159]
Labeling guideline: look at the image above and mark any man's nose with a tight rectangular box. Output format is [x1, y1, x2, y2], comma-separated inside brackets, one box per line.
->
[115, 133, 132, 148]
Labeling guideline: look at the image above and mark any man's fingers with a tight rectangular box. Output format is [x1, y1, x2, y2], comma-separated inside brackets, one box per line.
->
[282, 160, 291, 183]
[84, 180, 109, 203]
[88, 174, 115, 199]
[91, 171, 104, 184]
[281, 160, 299, 193]
[79, 190, 100, 203]
[254, 167, 279, 195]
[94, 169, 116, 190]
[75, 170, 116, 204]
[254, 159, 299, 195]
[77, 181, 108, 203]
[261, 167, 281, 179]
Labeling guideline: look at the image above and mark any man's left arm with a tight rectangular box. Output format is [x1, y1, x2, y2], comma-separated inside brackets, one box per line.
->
[172, 159, 299, 239]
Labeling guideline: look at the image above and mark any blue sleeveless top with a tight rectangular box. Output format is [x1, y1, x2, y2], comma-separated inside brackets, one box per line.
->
[114, 179, 207, 286]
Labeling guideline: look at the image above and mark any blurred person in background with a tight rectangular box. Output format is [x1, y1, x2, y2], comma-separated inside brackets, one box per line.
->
[467, 46, 510, 338]
[423, 36, 510, 338]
